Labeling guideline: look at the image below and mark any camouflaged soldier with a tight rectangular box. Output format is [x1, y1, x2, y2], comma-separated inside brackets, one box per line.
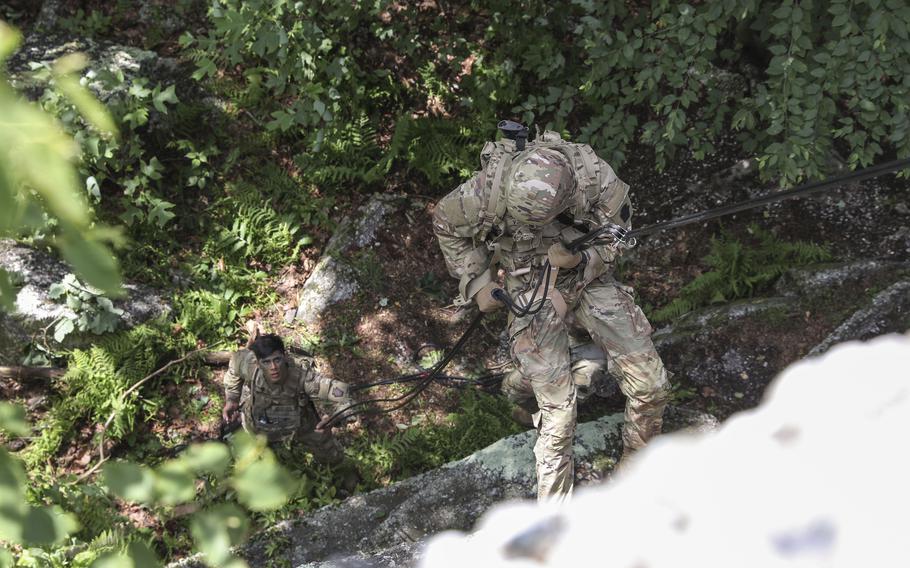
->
[433, 130, 670, 502]
[221, 334, 354, 466]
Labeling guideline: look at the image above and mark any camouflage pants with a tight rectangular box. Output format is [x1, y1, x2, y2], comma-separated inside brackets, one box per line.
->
[503, 279, 670, 501]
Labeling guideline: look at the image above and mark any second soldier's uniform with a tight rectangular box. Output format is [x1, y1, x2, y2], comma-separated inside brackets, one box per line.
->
[223, 349, 353, 465]
[433, 130, 670, 501]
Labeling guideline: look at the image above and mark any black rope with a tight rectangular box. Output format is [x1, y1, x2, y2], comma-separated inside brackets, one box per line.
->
[573, 157, 910, 250]
[630, 157, 910, 240]
[491, 259, 553, 317]
[321, 311, 488, 427]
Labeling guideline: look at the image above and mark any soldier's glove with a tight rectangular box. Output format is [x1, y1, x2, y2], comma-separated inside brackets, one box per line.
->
[315, 414, 335, 434]
[548, 242, 583, 269]
[474, 281, 504, 313]
[222, 400, 240, 424]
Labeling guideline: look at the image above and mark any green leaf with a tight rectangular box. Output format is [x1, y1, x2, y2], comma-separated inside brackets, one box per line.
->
[0, 270, 15, 311]
[53, 53, 118, 137]
[190, 505, 249, 566]
[91, 541, 160, 568]
[0, 449, 27, 509]
[153, 461, 196, 505]
[20, 506, 79, 545]
[53, 319, 75, 342]
[86, 176, 101, 200]
[232, 458, 295, 511]
[56, 232, 121, 297]
[0, 22, 22, 62]
[147, 198, 176, 228]
[103, 461, 155, 503]
[179, 442, 231, 476]
[152, 84, 179, 113]
[0, 403, 28, 437]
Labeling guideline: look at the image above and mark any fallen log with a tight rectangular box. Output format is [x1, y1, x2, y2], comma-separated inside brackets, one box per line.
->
[0, 366, 66, 381]
[0, 351, 234, 383]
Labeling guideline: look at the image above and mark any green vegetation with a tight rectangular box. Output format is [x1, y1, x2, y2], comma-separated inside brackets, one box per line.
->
[350, 390, 522, 483]
[652, 225, 832, 322]
[2, 0, 909, 564]
[183, 0, 910, 186]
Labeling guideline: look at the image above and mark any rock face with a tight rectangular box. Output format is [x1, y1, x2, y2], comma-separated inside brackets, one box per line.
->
[420, 333, 910, 568]
[652, 260, 910, 418]
[0, 240, 170, 364]
[8, 33, 180, 98]
[294, 194, 402, 325]
[168, 407, 716, 568]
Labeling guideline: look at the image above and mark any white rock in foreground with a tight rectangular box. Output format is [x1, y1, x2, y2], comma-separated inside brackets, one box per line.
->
[421, 333, 910, 567]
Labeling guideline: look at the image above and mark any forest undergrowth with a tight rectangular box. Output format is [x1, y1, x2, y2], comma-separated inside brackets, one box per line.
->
[2, 0, 909, 565]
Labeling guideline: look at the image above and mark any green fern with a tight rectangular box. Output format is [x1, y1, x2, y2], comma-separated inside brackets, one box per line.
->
[652, 225, 831, 322]
[23, 324, 193, 470]
[293, 113, 384, 189]
[374, 115, 489, 188]
[293, 113, 490, 192]
[214, 201, 304, 266]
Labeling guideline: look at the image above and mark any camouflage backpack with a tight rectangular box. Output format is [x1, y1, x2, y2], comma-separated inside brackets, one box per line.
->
[475, 130, 630, 242]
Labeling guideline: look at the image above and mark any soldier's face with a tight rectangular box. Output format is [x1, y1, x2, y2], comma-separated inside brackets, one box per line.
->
[258, 352, 286, 382]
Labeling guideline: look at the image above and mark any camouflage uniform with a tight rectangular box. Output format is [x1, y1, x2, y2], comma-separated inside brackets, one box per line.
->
[433, 131, 670, 501]
[223, 349, 353, 465]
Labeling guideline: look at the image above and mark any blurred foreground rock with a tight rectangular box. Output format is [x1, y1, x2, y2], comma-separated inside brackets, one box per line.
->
[169, 407, 715, 568]
[420, 332, 910, 567]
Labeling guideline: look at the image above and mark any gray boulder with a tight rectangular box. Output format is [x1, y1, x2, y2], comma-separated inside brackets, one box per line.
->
[294, 194, 402, 325]
[653, 260, 910, 418]
[8, 32, 178, 97]
[0, 239, 170, 364]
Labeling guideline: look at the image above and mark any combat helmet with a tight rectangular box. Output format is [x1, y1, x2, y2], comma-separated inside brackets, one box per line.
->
[505, 147, 576, 226]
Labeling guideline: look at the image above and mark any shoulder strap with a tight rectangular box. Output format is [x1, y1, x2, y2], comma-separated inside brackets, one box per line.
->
[476, 139, 517, 242]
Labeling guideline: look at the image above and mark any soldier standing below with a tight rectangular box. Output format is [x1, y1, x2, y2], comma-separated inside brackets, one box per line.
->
[221, 333, 356, 472]
[433, 126, 670, 502]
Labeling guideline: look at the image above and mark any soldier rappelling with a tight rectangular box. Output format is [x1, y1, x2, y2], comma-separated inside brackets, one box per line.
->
[433, 122, 671, 502]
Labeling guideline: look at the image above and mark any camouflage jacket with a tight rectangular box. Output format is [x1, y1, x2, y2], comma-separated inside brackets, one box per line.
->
[223, 349, 353, 438]
[433, 131, 633, 304]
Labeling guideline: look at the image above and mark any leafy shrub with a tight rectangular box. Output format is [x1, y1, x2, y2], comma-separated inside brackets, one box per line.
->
[48, 273, 125, 342]
[185, 0, 910, 186]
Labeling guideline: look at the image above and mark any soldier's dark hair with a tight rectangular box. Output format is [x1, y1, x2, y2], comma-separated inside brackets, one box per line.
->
[250, 334, 285, 360]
